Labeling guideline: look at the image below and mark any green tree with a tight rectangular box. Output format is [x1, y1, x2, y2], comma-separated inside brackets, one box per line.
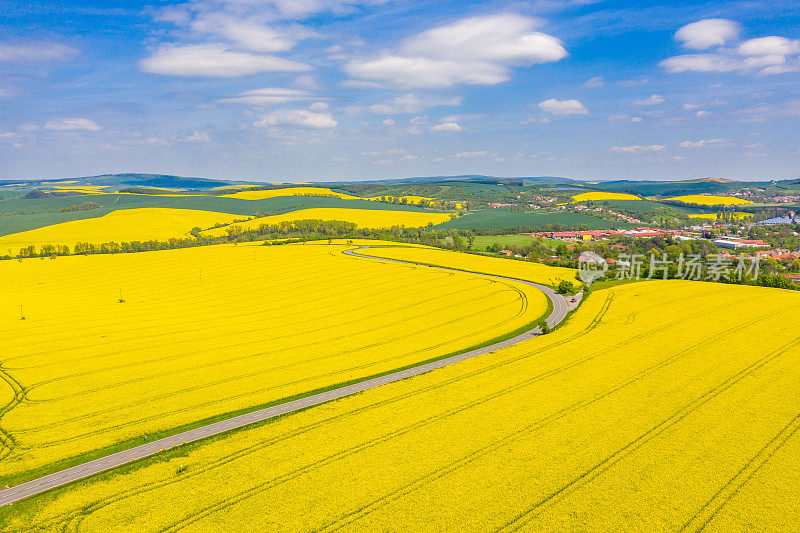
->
[538, 319, 551, 334]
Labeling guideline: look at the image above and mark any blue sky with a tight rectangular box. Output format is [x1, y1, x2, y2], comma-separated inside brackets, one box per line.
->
[1, 0, 799, 182]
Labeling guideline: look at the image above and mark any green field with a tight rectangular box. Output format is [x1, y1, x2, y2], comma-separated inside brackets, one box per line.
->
[471, 235, 566, 251]
[472, 234, 534, 250]
[436, 209, 634, 231]
[0, 195, 432, 237]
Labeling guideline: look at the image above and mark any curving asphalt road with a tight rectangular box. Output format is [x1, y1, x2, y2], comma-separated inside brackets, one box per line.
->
[0, 246, 572, 507]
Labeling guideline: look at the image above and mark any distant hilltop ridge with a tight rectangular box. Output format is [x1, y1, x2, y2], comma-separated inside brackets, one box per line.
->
[3, 174, 795, 190]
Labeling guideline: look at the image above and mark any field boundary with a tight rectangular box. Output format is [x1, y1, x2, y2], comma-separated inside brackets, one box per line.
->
[0, 245, 570, 507]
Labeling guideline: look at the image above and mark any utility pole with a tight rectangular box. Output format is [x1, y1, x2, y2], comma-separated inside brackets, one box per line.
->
[20, 305, 24, 320]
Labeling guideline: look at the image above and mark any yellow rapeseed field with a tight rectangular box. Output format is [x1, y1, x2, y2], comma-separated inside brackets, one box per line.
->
[220, 188, 451, 207]
[0, 208, 241, 252]
[570, 191, 640, 202]
[44, 185, 111, 194]
[666, 194, 753, 206]
[6, 280, 799, 531]
[357, 245, 579, 288]
[368, 195, 435, 205]
[688, 212, 753, 220]
[0, 242, 547, 482]
[221, 186, 363, 200]
[204, 208, 452, 236]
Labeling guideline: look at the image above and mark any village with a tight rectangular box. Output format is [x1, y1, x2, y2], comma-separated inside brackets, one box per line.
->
[490, 211, 800, 285]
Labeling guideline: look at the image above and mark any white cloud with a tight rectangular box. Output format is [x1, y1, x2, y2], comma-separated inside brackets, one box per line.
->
[154, 5, 192, 25]
[611, 145, 666, 153]
[679, 138, 731, 148]
[663, 25, 800, 76]
[618, 78, 648, 87]
[339, 79, 383, 89]
[441, 113, 483, 122]
[219, 87, 314, 105]
[741, 54, 786, 70]
[402, 14, 566, 64]
[367, 93, 461, 114]
[430, 122, 462, 132]
[760, 63, 800, 75]
[609, 114, 643, 123]
[255, 108, 337, 128]
[345, 14, 566, 89]
[738, 36, 800, 56]
[733, 100, 800, 122]
[186, 131, 210, 142]
[453, 151, 488, 159]
[633, 94, 665, 106]
[346, 56, 509, 89]
[190, 13, 298, 53]
[140, 44, 311, 77]
[696, 110, 710, 117]
[150, 1, 340, 57]
[674, 19, 740, 50]
[661, 53, 740, 73]
[309, 102, 329, 111]
[682, 103, 701, 110]
[141, 137, 168, 145]
[583, 76, 603, 88]
[291, 75, 320, 90]
[0, 131, 17, 138]
[538, 98, 587, 115]
[0, 42, 78, 62]
[399, 154, 418, 161]
[44, 118, 101, 131]
[261, 0, 390, 19]
[382, 118, 395, 126]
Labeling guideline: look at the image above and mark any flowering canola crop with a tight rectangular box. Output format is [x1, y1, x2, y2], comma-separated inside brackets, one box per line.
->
[666, 194, 753, 206]
[221, 187, 363, 200]
[570, 191, 640, 202]
[0, 208, 241, 252]
[0, 242, 546, 483]
[358, 245, 579, 288]
[204, 208, 451, 236]
[43, 185, 111, 194]
[688, 212, 753, 220]
[368, 195, 436, 205]
[6, 280, 799, 531]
